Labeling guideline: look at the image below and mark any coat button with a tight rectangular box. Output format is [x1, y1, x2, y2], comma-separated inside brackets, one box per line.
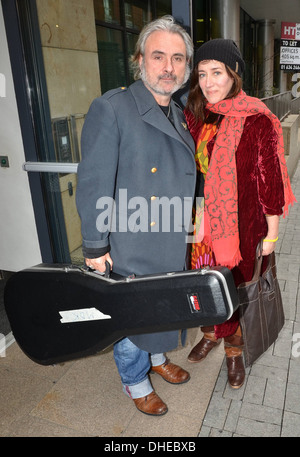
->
[151, 167, 157, 173]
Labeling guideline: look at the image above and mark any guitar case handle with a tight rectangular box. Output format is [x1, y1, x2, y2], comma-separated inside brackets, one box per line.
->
[104, 260, 111, 278]
[86, 260, 111, 278]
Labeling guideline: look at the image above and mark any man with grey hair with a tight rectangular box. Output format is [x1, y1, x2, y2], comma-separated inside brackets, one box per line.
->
[76, 16, 197, 416]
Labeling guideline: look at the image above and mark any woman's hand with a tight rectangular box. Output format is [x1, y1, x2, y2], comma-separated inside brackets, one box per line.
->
[262, 240, 276, 256]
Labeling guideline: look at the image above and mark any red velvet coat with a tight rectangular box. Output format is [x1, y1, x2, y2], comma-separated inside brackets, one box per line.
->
[218, 113, 285, 284]
[190, 113, 285, 337]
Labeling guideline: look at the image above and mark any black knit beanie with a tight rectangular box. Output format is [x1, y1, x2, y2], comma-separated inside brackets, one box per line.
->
[194, 39, 245, 76]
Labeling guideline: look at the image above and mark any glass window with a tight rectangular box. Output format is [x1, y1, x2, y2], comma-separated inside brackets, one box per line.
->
[94, 0, 121, 24]
[94, 0, 172, 93]
[156, 0, 172, 17]
[124, 1, 152, 30]
[194, 1, 209, 46]
[126, 31, 139, 83]
[96, 26, 126, 93]
[240, 9, 255, 96]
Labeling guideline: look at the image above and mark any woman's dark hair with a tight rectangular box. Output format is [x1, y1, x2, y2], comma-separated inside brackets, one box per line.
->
[185, 63, 243, 124]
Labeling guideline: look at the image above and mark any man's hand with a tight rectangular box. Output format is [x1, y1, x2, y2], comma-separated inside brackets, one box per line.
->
[85, 253, 113, 273]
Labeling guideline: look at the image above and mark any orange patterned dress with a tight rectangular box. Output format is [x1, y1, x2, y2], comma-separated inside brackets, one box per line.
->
[191, 122, 217, 270]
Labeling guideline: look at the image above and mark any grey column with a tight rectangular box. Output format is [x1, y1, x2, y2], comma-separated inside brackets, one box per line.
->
[257, 19, 276, 97]
[211, 0, 240, 46]
[279, 70, 288, 93]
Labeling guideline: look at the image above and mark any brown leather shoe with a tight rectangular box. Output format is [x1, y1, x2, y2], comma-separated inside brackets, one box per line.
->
[151, 360, 190, 384]
[226, 355, 245, 389]
[133, 391, 168, 416]
[187, 336, 221, 363]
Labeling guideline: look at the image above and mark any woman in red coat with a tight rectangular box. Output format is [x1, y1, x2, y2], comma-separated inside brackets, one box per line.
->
[184, 39, 296, 388]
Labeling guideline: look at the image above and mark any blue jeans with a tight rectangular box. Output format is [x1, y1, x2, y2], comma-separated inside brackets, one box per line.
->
[113, 337, 166, 399]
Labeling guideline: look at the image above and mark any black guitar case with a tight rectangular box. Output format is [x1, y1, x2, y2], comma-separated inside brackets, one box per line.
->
[4, 263, 239, 365]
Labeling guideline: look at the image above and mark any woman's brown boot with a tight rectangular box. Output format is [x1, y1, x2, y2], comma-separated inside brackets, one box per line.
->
[188, 326, 221, 363]
[224, 326, 245, 389]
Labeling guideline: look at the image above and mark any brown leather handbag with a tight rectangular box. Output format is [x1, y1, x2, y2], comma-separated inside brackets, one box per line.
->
[237, 240, 285, 367]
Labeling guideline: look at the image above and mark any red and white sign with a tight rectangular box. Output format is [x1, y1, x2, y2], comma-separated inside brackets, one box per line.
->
[281, 22, 300, 40]
[281, 22, 300, 69]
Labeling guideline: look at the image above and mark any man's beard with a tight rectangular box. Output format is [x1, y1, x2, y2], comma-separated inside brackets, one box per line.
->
[140, 61, 190, 96]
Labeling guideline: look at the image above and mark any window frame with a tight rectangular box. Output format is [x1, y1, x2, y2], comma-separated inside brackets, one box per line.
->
[95, 0, 169, 91]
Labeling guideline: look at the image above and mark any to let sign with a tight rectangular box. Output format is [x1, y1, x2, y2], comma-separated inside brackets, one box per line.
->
[280, 22, 300, 70]
[281, 22, 300, 40]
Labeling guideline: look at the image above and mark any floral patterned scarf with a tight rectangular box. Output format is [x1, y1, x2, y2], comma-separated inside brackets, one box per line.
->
[190, 91, 296, 268]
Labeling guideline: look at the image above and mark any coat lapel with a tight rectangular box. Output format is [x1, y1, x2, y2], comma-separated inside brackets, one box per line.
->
[171, 102, 195, 152]
[129, 81, 195, 155]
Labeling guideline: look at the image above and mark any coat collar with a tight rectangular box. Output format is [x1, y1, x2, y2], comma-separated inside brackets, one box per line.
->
[129, 80, 195, 154]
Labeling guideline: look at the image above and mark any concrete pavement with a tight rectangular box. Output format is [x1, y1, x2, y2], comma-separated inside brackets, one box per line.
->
[199, 159, 300, 437]
[0, 162, 299, 438]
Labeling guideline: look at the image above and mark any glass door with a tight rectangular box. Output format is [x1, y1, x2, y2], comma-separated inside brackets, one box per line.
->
[20, 0, 172, 265]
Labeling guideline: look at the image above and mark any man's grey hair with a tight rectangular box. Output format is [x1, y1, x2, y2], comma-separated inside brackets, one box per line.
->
[131, 15, 193, 80]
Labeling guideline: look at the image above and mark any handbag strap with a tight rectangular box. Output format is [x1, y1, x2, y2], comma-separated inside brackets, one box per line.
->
[262, 251, 276, 280]
[252, 239, 277, 282]
[251, 239, 264, 281]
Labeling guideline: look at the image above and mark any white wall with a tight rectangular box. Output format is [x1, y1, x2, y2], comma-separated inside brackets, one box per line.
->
[0, 5, 42, 271]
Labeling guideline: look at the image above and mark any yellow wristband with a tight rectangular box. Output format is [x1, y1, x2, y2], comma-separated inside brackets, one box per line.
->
[263, 236, 278, 242]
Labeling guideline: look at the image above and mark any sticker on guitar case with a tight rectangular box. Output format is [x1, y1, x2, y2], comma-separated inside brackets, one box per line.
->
[59, 308, 111, 323]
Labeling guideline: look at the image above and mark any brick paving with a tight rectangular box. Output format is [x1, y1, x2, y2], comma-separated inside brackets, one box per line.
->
[198, 160, 300, 437]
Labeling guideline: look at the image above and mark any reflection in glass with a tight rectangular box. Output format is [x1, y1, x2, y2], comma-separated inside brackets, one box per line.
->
[194, 1, 208, 46]
[96, 26, 126, 94]
[155, 0, 172, 17]
[124, 1, 151, 30]
[240, 9, 255, 96]
[127, 32, 138, 84]
[94, 0, 121, 24]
